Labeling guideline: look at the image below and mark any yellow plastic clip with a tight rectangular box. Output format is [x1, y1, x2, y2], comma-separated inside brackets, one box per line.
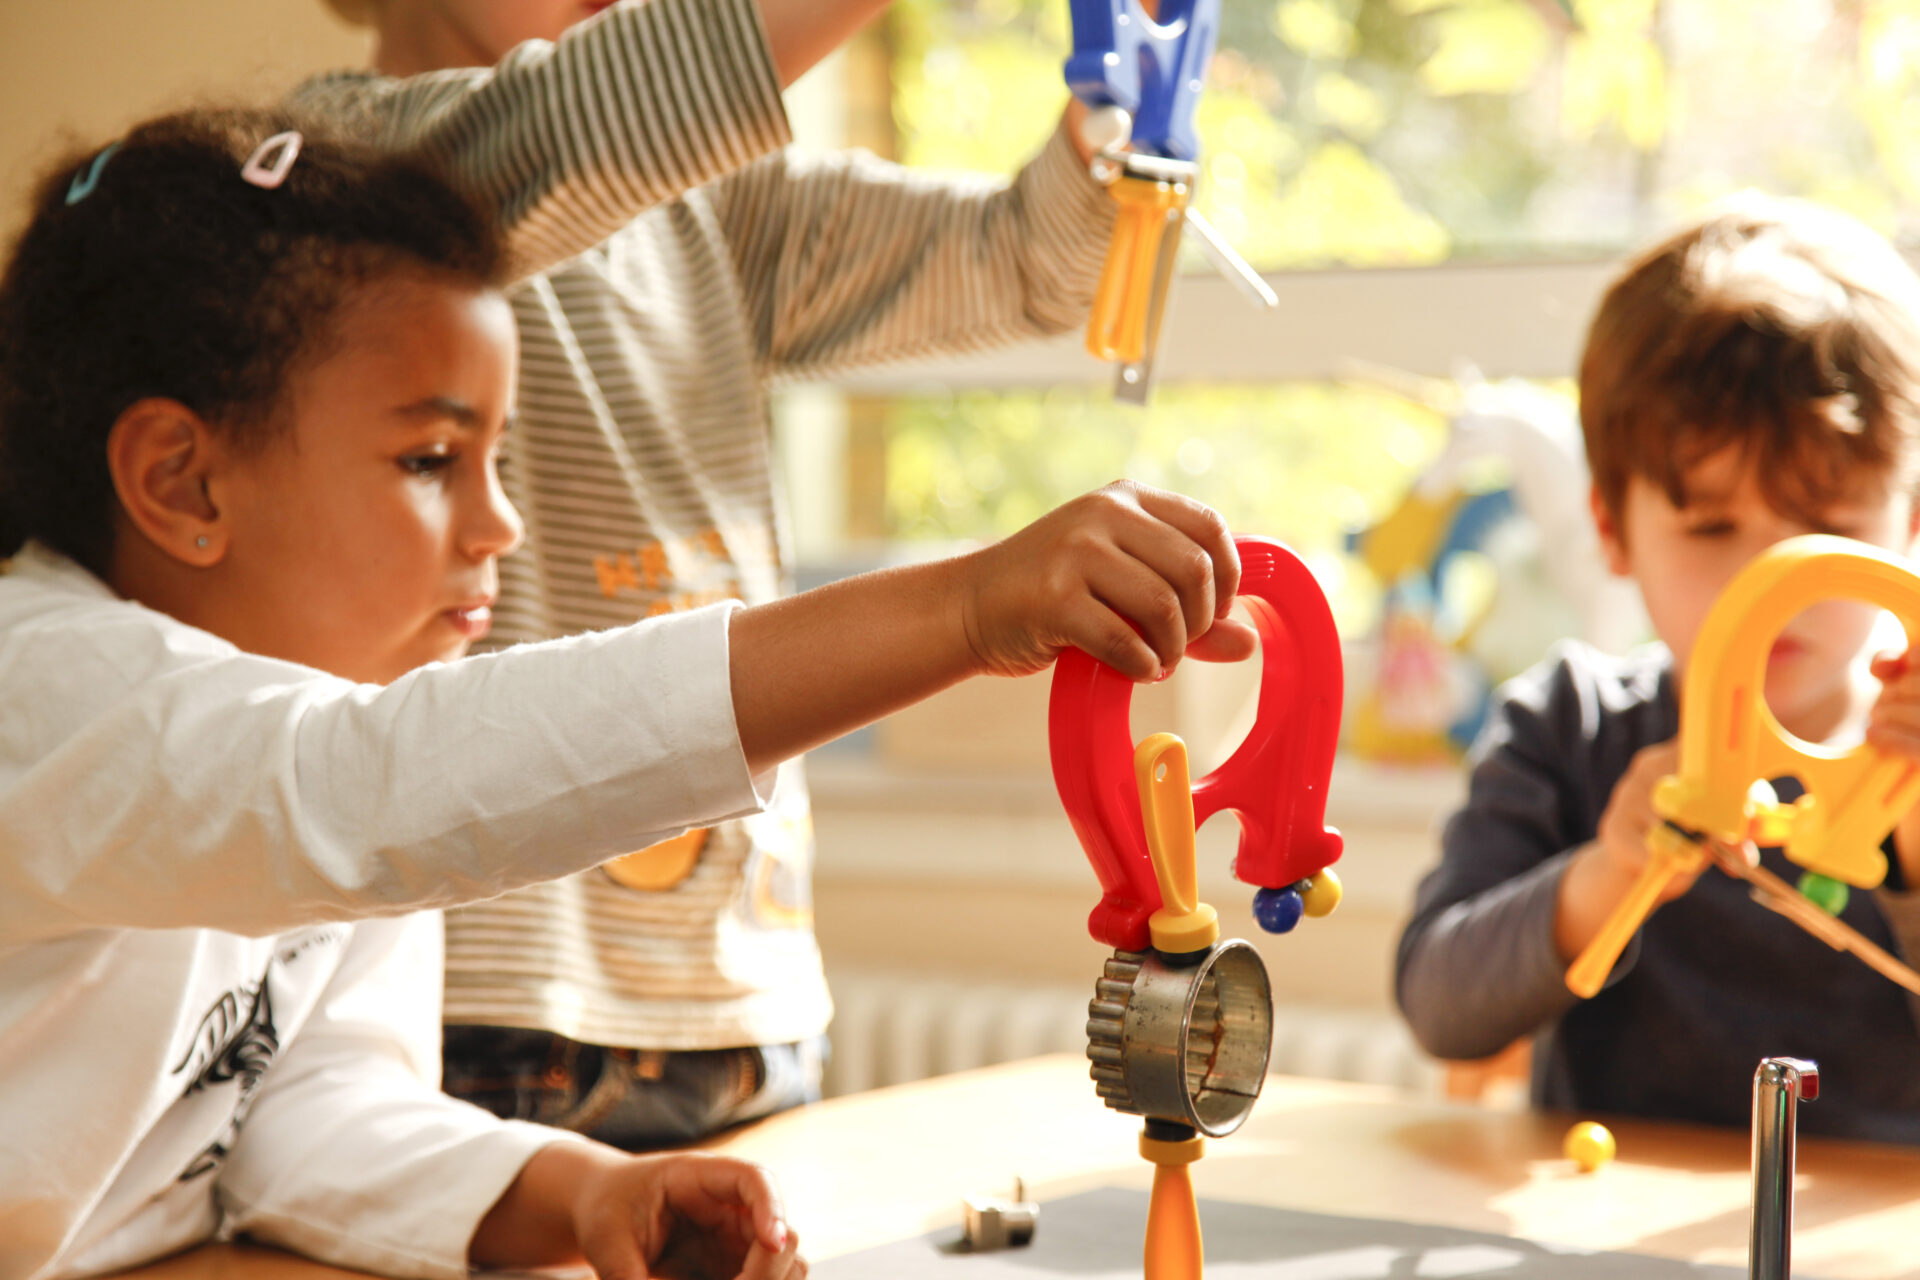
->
[1666, 536, 1920, 885]
[1088, 176, 1188, 365]
[1566, 535, 1920, 998]
[1135, 733, 1220, 955]
[1566, 823, 1704, 999]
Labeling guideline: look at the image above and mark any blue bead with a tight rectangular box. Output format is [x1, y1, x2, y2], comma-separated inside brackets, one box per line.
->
[1253, 886, 1304, 934]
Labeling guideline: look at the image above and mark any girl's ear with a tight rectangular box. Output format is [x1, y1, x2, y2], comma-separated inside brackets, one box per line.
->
[105, 399, 229, 568]
[1590, 484, 1631, 577]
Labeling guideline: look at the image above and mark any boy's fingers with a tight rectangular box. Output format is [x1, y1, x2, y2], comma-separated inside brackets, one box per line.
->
[1870, 698, 1920, 730]
[1874, 670, 1920, 696]
[1125, 483, 1242, 616]
[1866, 719, 1920, 757]
[1636, 740, 1679, 773]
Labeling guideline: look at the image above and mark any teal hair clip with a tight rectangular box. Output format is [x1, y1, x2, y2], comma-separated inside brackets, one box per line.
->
[65, 141, 121, 206]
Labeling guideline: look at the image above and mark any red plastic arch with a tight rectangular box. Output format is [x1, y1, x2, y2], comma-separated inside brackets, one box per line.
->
[1049, 536, 1345, 951]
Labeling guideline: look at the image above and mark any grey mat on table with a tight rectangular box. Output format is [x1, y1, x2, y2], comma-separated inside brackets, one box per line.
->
[815, 1188, 1759, 1279]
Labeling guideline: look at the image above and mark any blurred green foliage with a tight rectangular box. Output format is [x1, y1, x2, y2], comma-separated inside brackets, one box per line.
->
[884, 382, 1452, 632]
[889, 0, 1920, 264]
[875, 0, 1920, 609]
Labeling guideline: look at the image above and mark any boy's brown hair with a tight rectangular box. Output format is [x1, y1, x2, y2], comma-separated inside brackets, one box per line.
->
[1580, 194, 1920, 525]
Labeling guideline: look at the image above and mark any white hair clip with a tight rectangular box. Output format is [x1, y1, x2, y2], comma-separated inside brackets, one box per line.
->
[240, 131, 303, 190]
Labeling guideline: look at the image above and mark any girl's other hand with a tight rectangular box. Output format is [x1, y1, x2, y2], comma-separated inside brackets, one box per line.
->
[472, 1143, 803, 1280]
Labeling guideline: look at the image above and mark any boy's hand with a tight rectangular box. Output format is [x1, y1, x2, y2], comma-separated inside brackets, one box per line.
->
[957, 480, 1258, 682]
[472, 1143, 802, 1280]
[1554, 740, 1710, 962]
[1867, 647, 1920, 891]
[1592, 741, 1701, 901]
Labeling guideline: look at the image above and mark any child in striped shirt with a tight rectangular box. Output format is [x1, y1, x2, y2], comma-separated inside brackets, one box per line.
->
[298, 0, 1124, 1144]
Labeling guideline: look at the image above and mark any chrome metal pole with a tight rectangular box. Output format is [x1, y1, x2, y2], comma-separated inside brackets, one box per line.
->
[1750, 1056, 1819, 1280]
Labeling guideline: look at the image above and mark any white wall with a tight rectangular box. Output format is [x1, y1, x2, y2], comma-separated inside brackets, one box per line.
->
[0, 2, 371, 240]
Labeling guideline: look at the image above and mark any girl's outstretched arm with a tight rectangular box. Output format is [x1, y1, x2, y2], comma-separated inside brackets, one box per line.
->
[728, 480, 1253, 774]
[0, 483, 1246, 943]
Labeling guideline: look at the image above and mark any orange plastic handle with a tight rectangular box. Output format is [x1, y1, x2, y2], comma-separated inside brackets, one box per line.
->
[1141, 1129, 1205, 1280]
[1136, 734, 1220, 955]
[1145, 1163, 1203, 1280]
[1086, 176, 1186, 364]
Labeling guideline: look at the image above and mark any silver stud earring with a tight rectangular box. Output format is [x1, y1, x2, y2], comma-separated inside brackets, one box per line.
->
[195, 536, 209, 549]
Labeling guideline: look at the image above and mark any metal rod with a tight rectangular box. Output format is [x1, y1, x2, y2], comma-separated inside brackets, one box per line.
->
[1698, 838, 1920, 996]
[1182, 207, 1278, 310]
[1750, 1056, 1818, 1280]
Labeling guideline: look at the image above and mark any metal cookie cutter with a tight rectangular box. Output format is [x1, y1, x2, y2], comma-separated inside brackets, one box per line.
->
[1086, 893, 1274, 1137]
[1750, 1056, 1818, 1280]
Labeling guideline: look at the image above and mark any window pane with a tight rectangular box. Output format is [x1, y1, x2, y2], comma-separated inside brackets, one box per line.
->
[889, 0, 1920, 266]
[881, 381, 1460, 632]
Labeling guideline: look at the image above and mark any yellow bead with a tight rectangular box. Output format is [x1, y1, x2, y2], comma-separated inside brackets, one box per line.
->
[1301, 869, 1343, 918]
[1564, 1121, 1616, 1172]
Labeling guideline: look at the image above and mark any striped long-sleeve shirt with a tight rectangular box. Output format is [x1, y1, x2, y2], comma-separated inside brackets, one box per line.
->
[292, 0, 1116, 1051]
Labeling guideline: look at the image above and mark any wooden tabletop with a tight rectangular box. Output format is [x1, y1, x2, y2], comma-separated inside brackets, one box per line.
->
[119, 1055, 1920, 1278]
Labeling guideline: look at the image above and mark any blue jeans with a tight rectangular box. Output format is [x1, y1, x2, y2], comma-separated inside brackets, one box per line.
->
[442, 1025, 825, 1150]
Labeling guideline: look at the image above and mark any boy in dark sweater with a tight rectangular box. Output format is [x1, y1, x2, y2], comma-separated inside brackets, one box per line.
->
[1396, 194, 1920, 1140]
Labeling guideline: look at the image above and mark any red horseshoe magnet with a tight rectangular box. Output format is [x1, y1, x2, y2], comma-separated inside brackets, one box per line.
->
[1049, 535, 1345, 952]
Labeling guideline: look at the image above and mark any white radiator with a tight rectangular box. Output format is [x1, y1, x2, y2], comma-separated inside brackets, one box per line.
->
[821, 969, 1444, 1099]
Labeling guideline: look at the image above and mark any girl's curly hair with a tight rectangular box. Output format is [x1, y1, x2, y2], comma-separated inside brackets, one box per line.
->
[0, 106, 504, 576]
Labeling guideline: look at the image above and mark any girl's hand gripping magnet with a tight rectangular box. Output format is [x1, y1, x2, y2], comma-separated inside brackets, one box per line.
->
[1049, 535, 1345, 952]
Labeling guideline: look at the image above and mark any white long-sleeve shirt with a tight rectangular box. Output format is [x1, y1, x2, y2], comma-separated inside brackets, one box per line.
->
[0, 545, 771, 1278]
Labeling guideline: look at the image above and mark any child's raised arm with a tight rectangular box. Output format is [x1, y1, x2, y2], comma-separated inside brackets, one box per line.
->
[297, 0, 1110, 289]
[294, 0, 795, 279]
[717, 132, 1113, 381]
[730, 480, 1250, 772]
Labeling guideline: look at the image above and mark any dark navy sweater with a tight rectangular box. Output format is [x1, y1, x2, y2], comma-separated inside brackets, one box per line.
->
[1396, 641, 1920, 1142]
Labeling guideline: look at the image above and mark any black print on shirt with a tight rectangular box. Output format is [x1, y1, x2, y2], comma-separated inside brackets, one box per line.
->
[171, 962, 280, 1181]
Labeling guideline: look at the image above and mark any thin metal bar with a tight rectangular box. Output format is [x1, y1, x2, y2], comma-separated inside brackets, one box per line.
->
[1750, 1056, 1818, 1280]
[1182, 207, 1279, 310]
[1699, 839, 1920, 996]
